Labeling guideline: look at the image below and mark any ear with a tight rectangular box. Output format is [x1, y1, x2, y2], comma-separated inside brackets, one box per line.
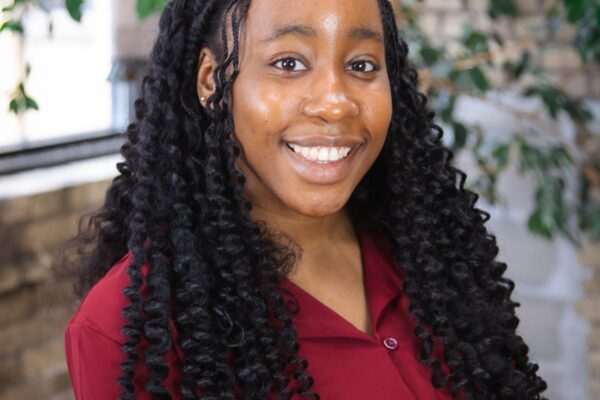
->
[197, 48, 217, 108]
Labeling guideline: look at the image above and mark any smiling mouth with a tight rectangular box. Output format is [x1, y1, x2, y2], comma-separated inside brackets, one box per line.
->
[284, 142, 360, 163]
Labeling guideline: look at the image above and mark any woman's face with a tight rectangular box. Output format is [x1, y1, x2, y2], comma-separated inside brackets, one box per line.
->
[230, 0, 393, 218]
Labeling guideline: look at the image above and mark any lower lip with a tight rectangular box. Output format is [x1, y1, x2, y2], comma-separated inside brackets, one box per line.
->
[282, 143, 362, 184]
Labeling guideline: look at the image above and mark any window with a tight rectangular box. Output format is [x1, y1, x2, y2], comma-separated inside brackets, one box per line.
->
[0, 0, 112, 150]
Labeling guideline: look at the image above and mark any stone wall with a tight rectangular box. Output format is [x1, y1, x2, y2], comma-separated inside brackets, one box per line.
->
[0, 180, 110, 400]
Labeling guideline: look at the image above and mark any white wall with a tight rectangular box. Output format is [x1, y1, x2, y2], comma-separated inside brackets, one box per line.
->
[452, 93, 594, 400]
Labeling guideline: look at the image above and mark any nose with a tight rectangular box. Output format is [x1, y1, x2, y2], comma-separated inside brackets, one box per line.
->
[301, 67, 360, 123]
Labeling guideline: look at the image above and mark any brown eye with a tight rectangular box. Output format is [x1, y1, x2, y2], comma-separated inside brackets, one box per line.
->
[348, 60, 377, 73]
[273, 57, 307, 71]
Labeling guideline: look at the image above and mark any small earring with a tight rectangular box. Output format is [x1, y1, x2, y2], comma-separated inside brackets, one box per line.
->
[200, 96, 207, 102]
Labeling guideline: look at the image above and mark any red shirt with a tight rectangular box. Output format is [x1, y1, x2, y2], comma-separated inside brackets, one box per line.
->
[64, 227, 455, 399]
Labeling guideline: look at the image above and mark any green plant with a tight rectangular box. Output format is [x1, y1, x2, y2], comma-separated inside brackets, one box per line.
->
[136, 0, 168, 19]
[1, 0, 84, 115]
[398, 0, 599, 246]
[0, 0, 161, 115]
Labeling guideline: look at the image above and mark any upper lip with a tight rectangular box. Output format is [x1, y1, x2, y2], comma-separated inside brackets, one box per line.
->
[283, 136, 365, 148]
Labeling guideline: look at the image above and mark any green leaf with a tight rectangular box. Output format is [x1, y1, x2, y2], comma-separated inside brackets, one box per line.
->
[0, 20, 24, 33]
[528, 209, 554, 239]
[524, 85, 563, 119]
[491, 143, 510, 169]
[488, 0, 518, 19]
[450, 67, 491, 93]
[452, 122, 468, 150]
[580, 202, 600, 240]
[563, 99, 593, 122]
[9, 79, 40, 114]
[65, 0, 84, 22]
[25, 96, 38, 110]
[136, 0, 168, 19]
[529, 178, 565, 240]
[468, 67, 491, 92]
[563, 0, 590, 23]
[524, 83, 594, 121]
[503, 52, 531, 81]
[514, 51, 531, 79]
[517, 139, 544, 174]
[549, 146, 572, 169]
[462, 29, 489, 54]
[420, 45, 443, 65]
[9, 98, 19, 114]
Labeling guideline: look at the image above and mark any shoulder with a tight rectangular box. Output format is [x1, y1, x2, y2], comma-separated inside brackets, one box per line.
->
[66, 252, 137, 345]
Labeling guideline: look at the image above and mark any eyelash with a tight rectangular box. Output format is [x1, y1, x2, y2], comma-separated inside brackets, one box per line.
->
[271, 57, 379, 74]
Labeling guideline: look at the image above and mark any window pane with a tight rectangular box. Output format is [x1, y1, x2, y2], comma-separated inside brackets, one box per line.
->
[0, 0, 112, 149]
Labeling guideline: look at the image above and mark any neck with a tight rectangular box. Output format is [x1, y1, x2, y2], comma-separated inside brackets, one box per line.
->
[250, 203, 357, 253]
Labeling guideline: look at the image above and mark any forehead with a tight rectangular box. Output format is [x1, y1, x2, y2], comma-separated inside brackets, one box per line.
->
[243, 0, 384, 41]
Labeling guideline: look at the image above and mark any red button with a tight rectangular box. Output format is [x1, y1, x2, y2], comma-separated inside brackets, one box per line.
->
[383, 337, 398, 350]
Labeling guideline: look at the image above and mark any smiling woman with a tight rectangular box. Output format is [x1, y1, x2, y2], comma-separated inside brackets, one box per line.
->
[60, 0, 548, 399]
[209, 0, 392, 219]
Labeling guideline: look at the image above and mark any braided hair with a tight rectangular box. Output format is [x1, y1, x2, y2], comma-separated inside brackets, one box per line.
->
[61, 0, 548, 398]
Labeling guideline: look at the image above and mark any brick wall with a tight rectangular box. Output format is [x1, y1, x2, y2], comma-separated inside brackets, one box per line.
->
[0, 180, 111, 400]
[419, 0, 599, 98]
[577, 246, 600, 398]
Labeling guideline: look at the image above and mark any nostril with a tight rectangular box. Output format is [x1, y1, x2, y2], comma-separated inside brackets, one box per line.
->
[301, 101, 360, 123]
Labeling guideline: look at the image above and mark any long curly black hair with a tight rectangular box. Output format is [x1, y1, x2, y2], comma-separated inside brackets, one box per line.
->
[59, 0, 548, 398]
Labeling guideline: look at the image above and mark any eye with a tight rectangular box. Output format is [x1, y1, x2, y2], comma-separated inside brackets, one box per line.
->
[347, 60, 378, 73]
[272, 57, 308, 72]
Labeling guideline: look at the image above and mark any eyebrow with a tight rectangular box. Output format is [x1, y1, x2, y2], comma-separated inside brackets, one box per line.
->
[259, 24, 384, 46]
[347, 27, 384, 44]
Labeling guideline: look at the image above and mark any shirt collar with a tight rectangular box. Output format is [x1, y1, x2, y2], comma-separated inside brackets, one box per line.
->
[278, 225, 403, 341]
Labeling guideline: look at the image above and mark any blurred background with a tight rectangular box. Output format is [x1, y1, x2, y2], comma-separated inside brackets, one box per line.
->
[0, 0, 599, 398]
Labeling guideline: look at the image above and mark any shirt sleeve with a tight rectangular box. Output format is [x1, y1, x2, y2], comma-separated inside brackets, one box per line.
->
[65, 321, 132, 400]
[65, 321, 185, 400]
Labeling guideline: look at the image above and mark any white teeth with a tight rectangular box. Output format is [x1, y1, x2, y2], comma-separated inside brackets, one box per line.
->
[330, 148, 339, 159]
[287, 144, 354, 162]
[318, 148, 329, 161]
[310, 148, 319, 159]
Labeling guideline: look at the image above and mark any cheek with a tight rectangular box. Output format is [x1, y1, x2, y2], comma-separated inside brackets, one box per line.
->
[364, 87, 393, 147]
[231, 77, 291, 147]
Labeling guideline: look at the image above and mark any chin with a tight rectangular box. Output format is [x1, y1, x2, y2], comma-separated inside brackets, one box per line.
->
[290, 195, 349, 218]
